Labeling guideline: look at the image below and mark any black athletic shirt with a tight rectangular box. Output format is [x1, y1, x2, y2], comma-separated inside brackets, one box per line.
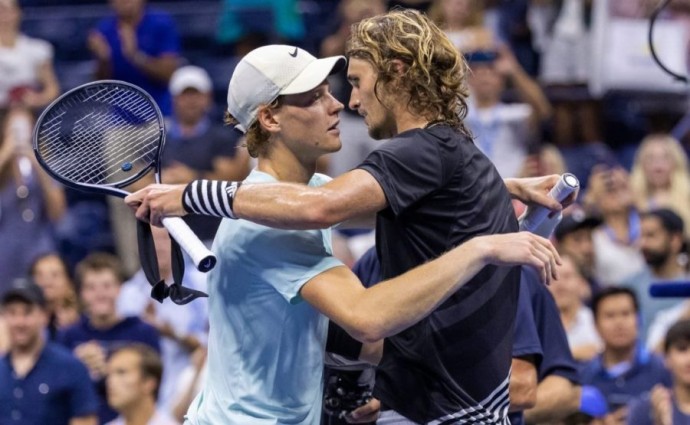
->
[357, 124, 520, 424]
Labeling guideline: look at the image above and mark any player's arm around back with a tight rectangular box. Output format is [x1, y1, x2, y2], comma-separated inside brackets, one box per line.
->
[301, 232, 560, 343]
[234, 169, 386, 229]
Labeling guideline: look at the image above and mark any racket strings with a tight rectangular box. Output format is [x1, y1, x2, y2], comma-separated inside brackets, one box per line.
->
[36, 85, 161, 186]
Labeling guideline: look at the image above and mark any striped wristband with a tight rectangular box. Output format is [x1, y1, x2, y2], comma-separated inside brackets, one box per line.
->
[182, 180, 242, 219]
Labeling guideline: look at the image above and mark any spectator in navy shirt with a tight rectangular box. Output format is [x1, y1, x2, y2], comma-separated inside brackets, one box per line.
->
[509, 266, 582, 425]
[0, 279, 98, 425]
[581, 287, 671, 424]
[58, 253, 160, 424]
[87, 0, 180, 116]
[628, 319, 690, 425]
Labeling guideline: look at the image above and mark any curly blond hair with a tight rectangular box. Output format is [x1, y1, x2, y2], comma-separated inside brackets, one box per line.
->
[224, 97, 282, 158]
[346, 8, 471, 135]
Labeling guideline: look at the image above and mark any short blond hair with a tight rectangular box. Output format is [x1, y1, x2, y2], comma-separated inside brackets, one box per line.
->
[346, 9, 471, 135]
[224, 97, 282, 158]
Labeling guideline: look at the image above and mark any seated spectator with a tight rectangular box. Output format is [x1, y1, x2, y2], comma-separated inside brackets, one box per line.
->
[87, 0, 180, 116]
[162, 65, 250, 242]
[0, 0, 60, 110]
[117, 225, 208, 413]
[216, 0, 306, 57]
[580, 287, 671, 423]
[29, 252, 80, 338]
[584, 166, 647, 287]
[0, 279, 98, 425]
[0, 107, 66, 292]
[465, 45, 552, 178]
[58, 252, 160, 424]
[630, 209, 689, 340]
[630, 134, 690, 240]
[105, 344, 179, 425]
[548, 255, 602, 362]
[554, 209, 604, 301]
[627, 319, 690, 425]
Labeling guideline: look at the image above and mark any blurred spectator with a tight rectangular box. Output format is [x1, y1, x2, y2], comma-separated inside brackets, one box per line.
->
[539, 0, 601, 147]
[518, 143, 567, 178]
[88, 0, 180, 116]
[554, 209, 603, 301]
[631, 209, 689, 342]
[509, 264, 582, 425]
[0, 279, 98, 425]
[117, 225, 208, 414]
[0, 0, 60, 110]
[170, 347, 207, 424]
[387, 0, 433, 12]
[429, 0, 495, 53]
[465, 45, 552, 178]
[0, 316, 7, 355]
[105, 344, 178, 425]
[627, 319, 690, 425]
[29, 253, 80, 339]
[630, 134, 690, 239]
[163, 65, 249, 242]
[0, 107, 66, 293]
[58, 252, 160, 424]
[320, 0, 386, 107]
[584, 166, 647, 287]
[580, 287, 671, 423]
[548, 256, 602, 362]
[216, 0, 305, 57]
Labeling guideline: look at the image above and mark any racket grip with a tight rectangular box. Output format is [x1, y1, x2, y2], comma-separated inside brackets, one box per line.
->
[161, 217, 217, 272]
[519, 173, 580, 235]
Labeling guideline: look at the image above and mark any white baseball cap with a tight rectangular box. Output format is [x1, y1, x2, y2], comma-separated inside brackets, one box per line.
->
[170, 65, 213, 96]
[227, 45, 346, 132]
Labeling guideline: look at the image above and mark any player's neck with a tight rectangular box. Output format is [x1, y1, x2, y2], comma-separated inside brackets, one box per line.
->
[257, 156, 315, 184]
[653, 257, 685, 280]
[257, 143, 316, 184]
[394, 110, 432, 135]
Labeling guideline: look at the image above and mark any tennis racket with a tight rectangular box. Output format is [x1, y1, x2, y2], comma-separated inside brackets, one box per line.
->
[33, 80, 217, 272]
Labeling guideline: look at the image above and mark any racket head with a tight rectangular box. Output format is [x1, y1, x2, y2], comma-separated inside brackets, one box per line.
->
[33, 80, 165, 197]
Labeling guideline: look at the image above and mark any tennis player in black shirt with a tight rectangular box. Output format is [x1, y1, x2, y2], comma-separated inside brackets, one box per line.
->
[126, 9, 570, 424]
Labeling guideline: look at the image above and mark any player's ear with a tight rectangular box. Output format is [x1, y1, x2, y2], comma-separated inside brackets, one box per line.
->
[256, 104, 280, 134]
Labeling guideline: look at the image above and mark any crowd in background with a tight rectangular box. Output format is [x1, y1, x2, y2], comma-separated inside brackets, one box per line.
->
[3, 0, 690, 424]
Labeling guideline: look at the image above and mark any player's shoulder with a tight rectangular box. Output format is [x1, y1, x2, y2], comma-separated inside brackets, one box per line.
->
[310, 173, 332, 187]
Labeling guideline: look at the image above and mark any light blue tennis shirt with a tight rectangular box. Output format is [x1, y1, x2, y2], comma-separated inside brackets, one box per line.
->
[185, 170, 344, 425]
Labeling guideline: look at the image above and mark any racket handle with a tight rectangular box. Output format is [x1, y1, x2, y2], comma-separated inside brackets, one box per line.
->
[161, 217, 217, 272]
[519, 173, 579, 235]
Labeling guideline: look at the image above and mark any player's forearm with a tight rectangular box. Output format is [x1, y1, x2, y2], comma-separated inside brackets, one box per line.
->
[523, 376, 581, 423]
[345, 238, 490, 342]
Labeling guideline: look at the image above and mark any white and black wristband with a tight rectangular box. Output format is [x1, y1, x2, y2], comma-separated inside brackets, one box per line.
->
[182, 180, 242, 219]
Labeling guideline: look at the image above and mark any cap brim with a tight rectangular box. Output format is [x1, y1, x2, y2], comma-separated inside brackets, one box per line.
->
[280, 56, 347, 95]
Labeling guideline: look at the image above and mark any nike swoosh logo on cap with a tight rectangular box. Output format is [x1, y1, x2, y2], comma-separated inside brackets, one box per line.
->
[289, 47, 298, 57]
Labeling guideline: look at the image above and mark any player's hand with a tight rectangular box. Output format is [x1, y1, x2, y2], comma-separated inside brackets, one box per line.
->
[505, 175, 579, 212]
[345, 398, 381, 423]
[477, 232, 561, 284]
[125, 183, 187, 226]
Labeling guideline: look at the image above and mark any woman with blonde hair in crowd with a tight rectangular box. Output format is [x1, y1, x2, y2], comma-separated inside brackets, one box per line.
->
[630, 133, 690, 238]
